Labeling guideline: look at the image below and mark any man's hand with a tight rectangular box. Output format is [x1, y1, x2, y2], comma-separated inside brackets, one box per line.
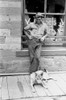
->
[29, 35, 32, 40]
[41, 37, 45, 42]
[41, 34, 47, 42]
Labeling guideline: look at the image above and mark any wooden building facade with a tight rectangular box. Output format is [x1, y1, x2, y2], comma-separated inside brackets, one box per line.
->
[0, 0, 66, 73]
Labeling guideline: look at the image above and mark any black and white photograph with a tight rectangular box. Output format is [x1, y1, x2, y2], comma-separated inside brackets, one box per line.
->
[0, 0, 66, 100]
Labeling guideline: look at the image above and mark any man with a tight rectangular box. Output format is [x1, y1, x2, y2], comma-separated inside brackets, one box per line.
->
[24, 12, 49, 74]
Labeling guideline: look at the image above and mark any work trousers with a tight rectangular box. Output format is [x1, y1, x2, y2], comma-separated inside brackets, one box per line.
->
[28, 38, 42, 74]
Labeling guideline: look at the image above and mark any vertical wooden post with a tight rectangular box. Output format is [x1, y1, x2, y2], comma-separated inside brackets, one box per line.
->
[21, 0, 25, 49]
[23, 0, 25, 29]
[44, 0, 47, 21]
[64, 0, 66, 44]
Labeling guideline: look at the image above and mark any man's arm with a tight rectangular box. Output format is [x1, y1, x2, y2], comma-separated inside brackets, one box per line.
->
[24, 23, 31, 30]
[24, 23, 37, 39]
[24, 24, 32, 39]
[24, 30, 32, 39]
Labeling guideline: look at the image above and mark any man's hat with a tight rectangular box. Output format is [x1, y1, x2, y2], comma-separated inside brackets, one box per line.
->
[34, 12, 44, 18]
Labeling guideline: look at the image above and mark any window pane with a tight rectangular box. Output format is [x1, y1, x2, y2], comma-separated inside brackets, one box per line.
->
[47, 0, 65, 13]
[44, 15, 64, 45]
[44, 0, 65, 45]
[25, 0, 44, 12]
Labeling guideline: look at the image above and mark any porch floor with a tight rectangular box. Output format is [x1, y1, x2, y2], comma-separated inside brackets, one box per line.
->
[0, 72, 66, 100]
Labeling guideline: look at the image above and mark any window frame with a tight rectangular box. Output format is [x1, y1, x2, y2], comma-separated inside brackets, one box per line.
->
[21, 0, 66, 49]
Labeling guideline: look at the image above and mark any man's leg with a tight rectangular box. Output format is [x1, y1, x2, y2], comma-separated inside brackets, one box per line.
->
[28, 39, 39, 74]
[35, 44, 42, 70]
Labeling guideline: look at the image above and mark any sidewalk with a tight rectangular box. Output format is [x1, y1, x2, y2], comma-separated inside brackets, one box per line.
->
[0, 72, 66, 100]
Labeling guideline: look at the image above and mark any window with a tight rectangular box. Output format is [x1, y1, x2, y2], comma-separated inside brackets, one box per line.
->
[21, 0, 66, 49]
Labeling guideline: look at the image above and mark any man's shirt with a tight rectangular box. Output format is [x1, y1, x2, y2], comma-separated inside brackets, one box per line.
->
[24, 22, 49, 39]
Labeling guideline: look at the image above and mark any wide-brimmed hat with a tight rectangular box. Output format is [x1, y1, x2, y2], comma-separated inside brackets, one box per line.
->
[34, 13, 44, 18]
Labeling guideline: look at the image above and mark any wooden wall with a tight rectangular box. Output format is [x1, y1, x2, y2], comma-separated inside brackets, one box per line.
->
[0, 0, 23, 50]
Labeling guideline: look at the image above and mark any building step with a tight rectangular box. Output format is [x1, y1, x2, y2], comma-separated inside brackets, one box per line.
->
[16, 47, 66, 57]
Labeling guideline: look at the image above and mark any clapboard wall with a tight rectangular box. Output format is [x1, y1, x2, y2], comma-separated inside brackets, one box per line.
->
[0, 0, 23, 50]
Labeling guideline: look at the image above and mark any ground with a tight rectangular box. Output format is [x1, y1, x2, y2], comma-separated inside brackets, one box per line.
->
[0, 71, 66, 100]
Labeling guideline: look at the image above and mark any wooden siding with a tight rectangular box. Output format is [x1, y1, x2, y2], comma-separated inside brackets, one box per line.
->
[0, 1, 21, 7]
[0, 0, 23, 50]
[0, 8, 22, 15]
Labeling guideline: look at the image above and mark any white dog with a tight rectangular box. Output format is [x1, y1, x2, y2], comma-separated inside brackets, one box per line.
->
[30, 69, 56, 92]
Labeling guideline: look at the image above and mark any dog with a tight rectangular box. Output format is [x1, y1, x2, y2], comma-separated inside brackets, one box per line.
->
[30, 69, 56, 92]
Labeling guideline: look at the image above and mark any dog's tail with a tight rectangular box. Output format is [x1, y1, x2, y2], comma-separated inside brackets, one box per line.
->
[47, 78, 57, 81]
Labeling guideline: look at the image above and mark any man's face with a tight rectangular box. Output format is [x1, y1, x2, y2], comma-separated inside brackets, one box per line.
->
[36, 17, 42, 24]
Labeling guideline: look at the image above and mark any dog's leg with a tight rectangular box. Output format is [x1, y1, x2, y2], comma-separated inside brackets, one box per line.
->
[42, 80, 48, 89]
[31, 84, 36, 92]
[30, 79, 36, 92]
[30, 73, 36, 93]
